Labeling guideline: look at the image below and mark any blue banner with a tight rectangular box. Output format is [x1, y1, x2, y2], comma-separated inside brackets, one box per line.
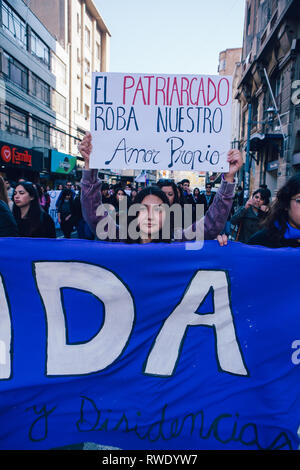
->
[0, 238, 299, 450]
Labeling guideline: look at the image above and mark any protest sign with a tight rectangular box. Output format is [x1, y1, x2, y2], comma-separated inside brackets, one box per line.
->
[48, 190, 61, 229]
[90, 73, 232, 172]
[0, 238, 299, 450]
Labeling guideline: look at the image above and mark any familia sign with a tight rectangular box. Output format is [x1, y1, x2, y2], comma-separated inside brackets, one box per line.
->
[0, 141, 43, 171]
[90, 73, 232, 172]
[0, 239, 299, 450]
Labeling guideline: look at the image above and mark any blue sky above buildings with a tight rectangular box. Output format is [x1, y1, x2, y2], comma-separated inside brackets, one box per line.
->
[95, 0, 245, 75]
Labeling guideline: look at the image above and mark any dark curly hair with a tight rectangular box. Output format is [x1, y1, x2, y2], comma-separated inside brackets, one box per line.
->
[260, 172, 300, 243]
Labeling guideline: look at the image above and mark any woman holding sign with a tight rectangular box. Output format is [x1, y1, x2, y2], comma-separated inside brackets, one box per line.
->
[79, 132, 242, 244]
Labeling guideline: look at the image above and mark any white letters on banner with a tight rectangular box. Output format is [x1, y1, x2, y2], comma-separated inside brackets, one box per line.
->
[90, 73, 232, 172]
[0, 275, 11, 379]
[34, 262, 135, 376]
[144, 270, 248, 377]
[0, 263, 248, 379]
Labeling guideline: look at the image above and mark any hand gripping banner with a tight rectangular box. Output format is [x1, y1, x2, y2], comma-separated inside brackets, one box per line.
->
[0, 238, 299, 450]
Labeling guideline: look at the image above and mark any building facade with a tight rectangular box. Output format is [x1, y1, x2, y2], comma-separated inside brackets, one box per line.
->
[27, 0, 111, 184]
[237, 0, 300, 197]
[0, 0, 111, 185]
[0, 0, 58, 182]
[219, 48, 243, 149]
[206, 48, 243, 187]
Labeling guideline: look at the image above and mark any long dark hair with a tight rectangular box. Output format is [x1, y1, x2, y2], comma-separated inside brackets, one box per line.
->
[156, 179, 180, 204]
[0, 176, 9, 205]
[111, 187, 128, 210]
[126, 185, 171, 243]
[13, 182, 44, 236]
[260, 173, 300, 242]
[193, 187, 201, 202]
[176, 184, 185, 207]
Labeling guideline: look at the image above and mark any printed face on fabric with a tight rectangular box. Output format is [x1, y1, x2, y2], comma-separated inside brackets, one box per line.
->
[289, 193, 300, 228]
[137, 195, 166, 240]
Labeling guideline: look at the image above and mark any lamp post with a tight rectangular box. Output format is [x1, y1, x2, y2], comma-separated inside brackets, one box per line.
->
[243, 103, 252, 204]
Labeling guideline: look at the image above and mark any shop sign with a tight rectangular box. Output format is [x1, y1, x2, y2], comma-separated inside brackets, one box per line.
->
[51, 150, 77, 174]
[0, 141, 43, 171]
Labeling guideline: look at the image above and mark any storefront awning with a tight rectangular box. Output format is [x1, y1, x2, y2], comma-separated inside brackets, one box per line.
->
[248, 133, 284, 152]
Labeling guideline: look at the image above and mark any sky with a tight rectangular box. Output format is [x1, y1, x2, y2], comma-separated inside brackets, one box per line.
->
[95, 0, 246, 75]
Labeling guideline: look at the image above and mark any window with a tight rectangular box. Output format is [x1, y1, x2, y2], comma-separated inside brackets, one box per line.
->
[52, 90, 66, 117]
[247, 5, 251, 27]
[84, 59, 90, 76]
[251, 97, 258, 126]
[1, 1, 27, 48]
[84, 104, 90, 120]
[32, 117, 50, 145]
[77, 13, 81, 33]
[96, 42, 101, 60]
[271, 75, 282, 110]
[85, 27, 90, 48]
[77, 48, 81, 63]
[247, 5, 251, 35]
[30, 30, 50, 68]
[31, 74, 51, 107]
[1, 51, 28, 92]
[275, 76, 282, 97]
[51, 128, 66, 151]
[218, 59, 226, 72]
[3, 104, 28, 137]
[51, 53, 67, 85]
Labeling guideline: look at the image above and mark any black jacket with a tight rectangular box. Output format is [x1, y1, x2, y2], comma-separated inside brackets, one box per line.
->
[249, 228, 300, 248]
[230, 206, 266, 244]
[17, 210, 56, 238]
[0, 200, 18, 237]
[198, 192, 216, 214]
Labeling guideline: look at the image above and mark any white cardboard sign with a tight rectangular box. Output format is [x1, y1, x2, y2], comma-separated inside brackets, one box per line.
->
[90, 72, 232, 172]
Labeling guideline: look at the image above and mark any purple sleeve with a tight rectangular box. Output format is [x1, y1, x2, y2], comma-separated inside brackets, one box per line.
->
[203, 179, 235, 239]
[80, 169, 105, 234]
[181, 178, 235, 241]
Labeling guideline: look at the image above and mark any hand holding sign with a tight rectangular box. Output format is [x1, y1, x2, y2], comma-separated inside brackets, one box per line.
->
[79, 132, 243, 182]
[223, 149, 243, 183]
[78, 132, 92, 170]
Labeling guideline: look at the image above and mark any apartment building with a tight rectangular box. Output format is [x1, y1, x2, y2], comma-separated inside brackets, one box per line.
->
[237, 0, 300, 196]
[29, 0, 111, 183]
[0, 0, 59, 182]
[217, 48, 243, 184]
[0, 0, 111, 186]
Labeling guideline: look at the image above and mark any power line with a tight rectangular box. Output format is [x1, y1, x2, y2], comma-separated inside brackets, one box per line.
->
[3, 79, 88, 138]
[0, 108, 83, 152]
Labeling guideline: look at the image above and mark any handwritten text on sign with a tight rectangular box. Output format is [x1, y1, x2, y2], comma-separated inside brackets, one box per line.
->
[90, 73, 232, 172]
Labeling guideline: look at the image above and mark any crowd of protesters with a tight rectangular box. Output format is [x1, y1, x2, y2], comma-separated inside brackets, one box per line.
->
[0, 132, 299, 249]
